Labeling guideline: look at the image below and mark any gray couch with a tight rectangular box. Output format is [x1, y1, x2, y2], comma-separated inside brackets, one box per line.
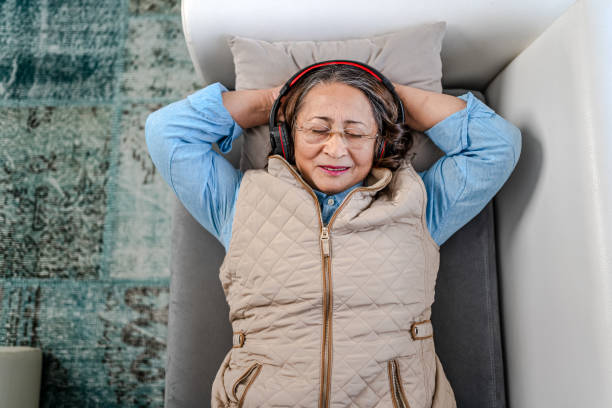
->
[170, 1, 612, 405]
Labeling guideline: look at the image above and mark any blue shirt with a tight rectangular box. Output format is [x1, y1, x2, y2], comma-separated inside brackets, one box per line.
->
[145, 82, 521, 252]
[313, 181, 362, 226]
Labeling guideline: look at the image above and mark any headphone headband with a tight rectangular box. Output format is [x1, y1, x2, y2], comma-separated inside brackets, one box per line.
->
[268, 59, 405, 162]
[269, 60, 404, 130]
[289, 61, 382, 86]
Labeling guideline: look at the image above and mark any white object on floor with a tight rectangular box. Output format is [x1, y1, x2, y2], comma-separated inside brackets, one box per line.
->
[0, 347, 42, 408]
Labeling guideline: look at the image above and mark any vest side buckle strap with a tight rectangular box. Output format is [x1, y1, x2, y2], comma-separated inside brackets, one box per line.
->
[410, 320, 433, 340]
[232, 331, 245, 348]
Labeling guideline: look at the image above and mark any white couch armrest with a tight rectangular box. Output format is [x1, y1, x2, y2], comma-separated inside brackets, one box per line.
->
[485, 0, 612, 406]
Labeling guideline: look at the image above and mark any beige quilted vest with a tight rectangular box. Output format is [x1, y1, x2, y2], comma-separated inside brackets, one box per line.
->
[211, 154, 456, 408]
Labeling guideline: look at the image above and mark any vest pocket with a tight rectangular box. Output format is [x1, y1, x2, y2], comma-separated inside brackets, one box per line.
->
[231, 362, 263, 407]
[388, 358, 411, 408]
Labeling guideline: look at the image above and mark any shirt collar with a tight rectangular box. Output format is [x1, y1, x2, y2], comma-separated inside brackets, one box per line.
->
[313, 180, 364, 204]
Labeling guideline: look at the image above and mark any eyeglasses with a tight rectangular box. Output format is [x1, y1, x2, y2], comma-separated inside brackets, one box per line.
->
[294, 124, 379, 148]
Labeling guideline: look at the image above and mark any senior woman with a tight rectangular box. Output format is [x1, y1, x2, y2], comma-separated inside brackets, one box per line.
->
[145, 61, 521, 408]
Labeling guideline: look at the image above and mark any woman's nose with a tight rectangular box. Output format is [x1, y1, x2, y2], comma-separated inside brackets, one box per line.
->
[322, 133, 349, 157]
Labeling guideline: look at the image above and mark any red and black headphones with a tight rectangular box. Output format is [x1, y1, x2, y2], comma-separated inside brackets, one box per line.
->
[268, 59, 405, 164]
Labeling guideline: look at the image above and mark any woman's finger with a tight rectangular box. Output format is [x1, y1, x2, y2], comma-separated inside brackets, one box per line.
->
[271, 85, 282, 101]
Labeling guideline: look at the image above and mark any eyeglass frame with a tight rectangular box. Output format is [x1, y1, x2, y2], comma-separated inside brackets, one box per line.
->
[293, 123, 380, 148]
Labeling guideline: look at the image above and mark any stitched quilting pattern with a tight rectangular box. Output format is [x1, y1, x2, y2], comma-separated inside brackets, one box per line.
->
[211, 156, 449, 407]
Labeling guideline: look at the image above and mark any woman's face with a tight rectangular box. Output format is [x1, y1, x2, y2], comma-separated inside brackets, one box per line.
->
[293, 82, 377, 195]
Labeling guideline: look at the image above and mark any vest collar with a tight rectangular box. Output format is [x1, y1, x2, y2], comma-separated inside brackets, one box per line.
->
[266, 155, 394, 198]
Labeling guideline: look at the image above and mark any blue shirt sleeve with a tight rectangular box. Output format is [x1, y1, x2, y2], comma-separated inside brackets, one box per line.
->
[417, 92, 522, 247]
[144, 82, 243, 252]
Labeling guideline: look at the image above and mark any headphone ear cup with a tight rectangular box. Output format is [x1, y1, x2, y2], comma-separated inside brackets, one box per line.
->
[269, 122, 293, 162]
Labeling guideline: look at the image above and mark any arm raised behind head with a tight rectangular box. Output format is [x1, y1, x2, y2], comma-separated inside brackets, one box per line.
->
[392, 82, 467, 132]
[221, 85, 282, 129]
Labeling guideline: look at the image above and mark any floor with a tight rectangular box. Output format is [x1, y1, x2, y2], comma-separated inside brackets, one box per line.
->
[0, 0, 201, 405]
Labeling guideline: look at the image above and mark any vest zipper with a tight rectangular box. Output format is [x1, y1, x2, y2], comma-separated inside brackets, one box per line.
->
[320, 226, 330, 256]
[320, 225, 331, 407]
[268, 155, 391, 408]
[320, 189, 377, 408]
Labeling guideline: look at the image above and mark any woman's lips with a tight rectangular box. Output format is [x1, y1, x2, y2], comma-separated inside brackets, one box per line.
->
[319, 165, 350, 175]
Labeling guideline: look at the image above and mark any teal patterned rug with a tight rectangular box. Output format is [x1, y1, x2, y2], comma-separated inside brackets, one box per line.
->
[0, 0, 201, 405]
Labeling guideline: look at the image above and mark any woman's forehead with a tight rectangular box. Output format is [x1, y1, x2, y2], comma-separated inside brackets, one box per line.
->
[298, 83, 375, 124]
[304, 115, 368, 126]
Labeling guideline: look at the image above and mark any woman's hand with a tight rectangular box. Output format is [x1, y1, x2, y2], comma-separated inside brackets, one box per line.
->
[392, 82, 467, 132]
[269, 85, 282, 105]
[221, 84, 285, 129]
[269, 85, 285, 121]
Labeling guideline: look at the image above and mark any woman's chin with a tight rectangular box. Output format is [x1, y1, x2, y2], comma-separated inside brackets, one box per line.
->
[313, 178, 349, 195]
[307, 167, 361, 194]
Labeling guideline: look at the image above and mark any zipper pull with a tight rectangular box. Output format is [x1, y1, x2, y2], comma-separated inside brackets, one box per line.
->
[320, 226, 330, 256]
